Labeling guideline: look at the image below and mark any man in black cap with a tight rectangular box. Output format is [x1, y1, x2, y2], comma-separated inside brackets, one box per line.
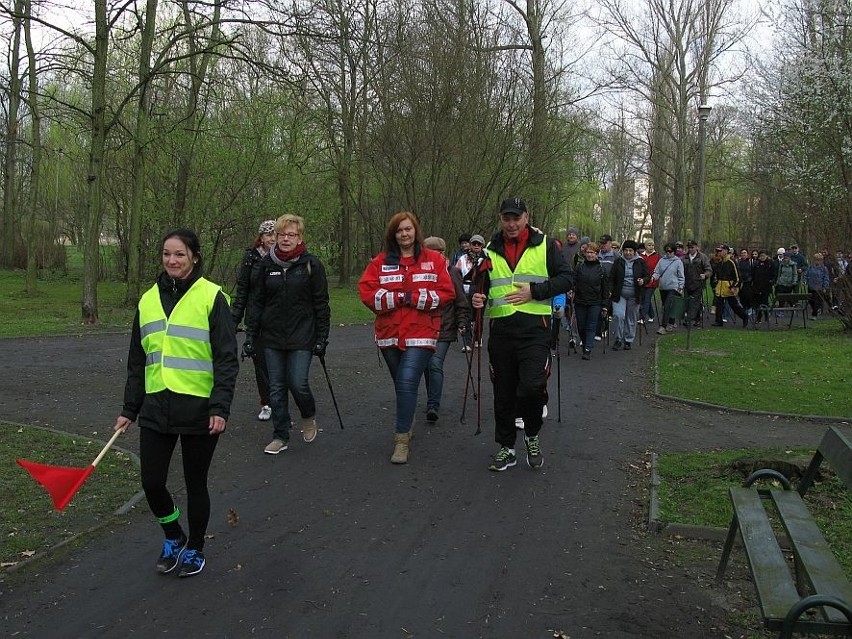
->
[471, 197, 573, 472]
[681, 240, 712, 326]
[710, 245, 749, 327]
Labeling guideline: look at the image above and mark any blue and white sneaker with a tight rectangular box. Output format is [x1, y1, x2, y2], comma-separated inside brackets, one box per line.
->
[177, 549, 206, 578]
[156, 535, 187, 574]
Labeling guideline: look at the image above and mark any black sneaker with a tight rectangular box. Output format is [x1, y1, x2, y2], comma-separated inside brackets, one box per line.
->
[612, 340, 622, 350]
[525, 435, 543, 469]
[426, 408, 439, 422]
[178, 549, 206, 578]
[582, 349, 591, 360]
[157, 534, 187, 574]
[488, 447, 517, 472]
[624, 342, 632, 350]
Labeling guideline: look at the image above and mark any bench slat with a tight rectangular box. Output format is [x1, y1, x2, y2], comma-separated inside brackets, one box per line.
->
[730, 487, 800, 621]
[772, 490, 852, 624]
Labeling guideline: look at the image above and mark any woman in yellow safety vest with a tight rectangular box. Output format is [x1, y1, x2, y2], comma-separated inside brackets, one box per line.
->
[114, 228, 238, 578]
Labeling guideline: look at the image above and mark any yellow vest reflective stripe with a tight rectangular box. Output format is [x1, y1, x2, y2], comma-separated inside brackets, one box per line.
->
[138, 278, 223, 397]
[486, 239, 551, 318]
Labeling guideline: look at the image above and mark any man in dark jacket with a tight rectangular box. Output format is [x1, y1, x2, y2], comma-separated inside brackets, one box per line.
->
[681, 240, 712, 327]
[472, 197, 573, 472]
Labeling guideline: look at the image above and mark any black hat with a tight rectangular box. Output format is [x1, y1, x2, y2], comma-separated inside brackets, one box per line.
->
[687, 239, 698, 247]
[621, 239, 638, 251]
[599, 234, 613, 243]
[499, 197, 526, 215]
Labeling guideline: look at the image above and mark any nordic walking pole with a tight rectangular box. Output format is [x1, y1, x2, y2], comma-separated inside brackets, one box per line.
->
[473, 306, 484, 435]
[552, 316, 562, 423]
[459, 341, 476, 424]
[318, 355, 344, 430]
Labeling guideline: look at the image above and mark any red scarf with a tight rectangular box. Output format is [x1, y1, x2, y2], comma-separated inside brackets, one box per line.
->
[503, 226, 530, 270]
[274, 242, 306, 262]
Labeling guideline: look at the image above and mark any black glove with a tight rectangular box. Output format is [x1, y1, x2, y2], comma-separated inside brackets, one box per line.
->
[457, 322, 468, 335]
[313, 341, 328, 358]
[241, 338, 256, 361]
[396, 291, 412, 306]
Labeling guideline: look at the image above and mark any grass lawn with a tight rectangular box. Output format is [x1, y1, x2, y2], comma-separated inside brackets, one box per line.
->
[655, 446, 852, 579]
[0, 268, 374, 337]
[0, 422, 139, 570]
[656, 320, 852, 418]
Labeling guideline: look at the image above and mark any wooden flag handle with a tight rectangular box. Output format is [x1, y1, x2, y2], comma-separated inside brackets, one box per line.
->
[91, 428, 123, 468]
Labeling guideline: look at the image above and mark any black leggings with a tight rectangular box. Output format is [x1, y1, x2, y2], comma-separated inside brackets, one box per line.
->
[140, 428, 219, 551]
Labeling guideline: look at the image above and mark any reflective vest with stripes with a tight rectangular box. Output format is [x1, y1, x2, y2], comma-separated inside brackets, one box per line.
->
[138, 278, 223, 398]
[486, 239, 551, 318]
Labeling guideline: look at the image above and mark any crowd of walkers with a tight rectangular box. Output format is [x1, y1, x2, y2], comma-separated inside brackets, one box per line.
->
[110, 207, 849, 579]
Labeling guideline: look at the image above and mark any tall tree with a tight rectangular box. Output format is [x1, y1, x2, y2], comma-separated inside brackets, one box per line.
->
[1, 0, 24, 267]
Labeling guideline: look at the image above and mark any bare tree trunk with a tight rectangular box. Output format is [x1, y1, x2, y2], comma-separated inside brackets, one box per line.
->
[126, 0, 159, 306]
[81, 0, 109, 324]
[1, 0, 24, 267]
[23, 0, 41, 293]
[173, 0, 221, 222]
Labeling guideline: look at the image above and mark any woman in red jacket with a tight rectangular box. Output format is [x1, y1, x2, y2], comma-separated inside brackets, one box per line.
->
[358, 212, 455, 464]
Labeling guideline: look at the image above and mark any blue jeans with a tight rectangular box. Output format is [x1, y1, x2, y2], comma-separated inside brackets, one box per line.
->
[264, 348, 315, 441]
[640, 287, 655, 321]
[381, 347, 432, 433]
[574, 304, 601, 350]
[424, 340, 451, 411]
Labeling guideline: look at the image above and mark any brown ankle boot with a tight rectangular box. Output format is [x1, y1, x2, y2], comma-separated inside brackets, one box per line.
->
[390, 432, 411, 464]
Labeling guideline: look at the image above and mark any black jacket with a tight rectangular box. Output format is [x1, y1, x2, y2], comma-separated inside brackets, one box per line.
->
[610, 256, 649, 303]
[751, 258, 777, 295]
[483, 226, 574, 335]
[247, 251, 331, 351]
[121, 269, 239, 434]
[573, 258, 611, 306]
[231, 247, 265, 327]
[682, 251, 713, 293]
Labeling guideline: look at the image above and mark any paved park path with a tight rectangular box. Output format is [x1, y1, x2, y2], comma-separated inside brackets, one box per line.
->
[0, 324, 833, 638]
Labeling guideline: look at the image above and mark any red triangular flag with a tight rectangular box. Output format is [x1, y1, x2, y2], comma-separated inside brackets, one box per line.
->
[17, 460, 95, 511]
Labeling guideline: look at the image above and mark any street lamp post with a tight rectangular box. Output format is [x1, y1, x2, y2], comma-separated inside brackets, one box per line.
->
[694, 104, 711, 245]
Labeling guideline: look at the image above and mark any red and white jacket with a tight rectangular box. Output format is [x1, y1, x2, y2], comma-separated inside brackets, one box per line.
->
[358, 246, 456, 350]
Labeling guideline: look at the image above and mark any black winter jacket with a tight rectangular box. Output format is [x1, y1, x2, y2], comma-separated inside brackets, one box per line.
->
[573, 258, 611, 306]
[231, 247, 265, 327]
[247, 252, 331, 351]
[610, 256, 650, 303]
[121, 269, 239, 434]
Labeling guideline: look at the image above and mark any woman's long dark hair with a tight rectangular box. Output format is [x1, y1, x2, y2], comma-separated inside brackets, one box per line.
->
[162, 228, 203, 274]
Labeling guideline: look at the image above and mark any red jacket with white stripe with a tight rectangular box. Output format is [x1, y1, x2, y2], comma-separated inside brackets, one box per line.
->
[358, 246, 456, 350]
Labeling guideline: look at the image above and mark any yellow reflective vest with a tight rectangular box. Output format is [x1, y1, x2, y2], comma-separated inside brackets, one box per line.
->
[486, 240, 551, 319]
[138, 278, 223, 398]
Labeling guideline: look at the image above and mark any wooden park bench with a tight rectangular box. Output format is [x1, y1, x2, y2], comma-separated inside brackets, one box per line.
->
[768, 292, 811, 328]
[716, 426, 852, 638]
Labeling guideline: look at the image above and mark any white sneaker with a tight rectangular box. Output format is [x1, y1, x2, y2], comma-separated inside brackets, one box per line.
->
[257, 405, 272, 421]
[515, 417, 525, 430]
[461, 346, 472, 353]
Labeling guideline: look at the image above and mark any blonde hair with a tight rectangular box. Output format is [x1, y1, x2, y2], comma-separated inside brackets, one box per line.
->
[275, 214, 305, 236]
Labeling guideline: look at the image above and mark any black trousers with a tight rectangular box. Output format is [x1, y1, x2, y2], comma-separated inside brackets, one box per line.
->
[714, 295, 748, 325]
[140, 427, 219, 551]
[487, 317, 551, 448]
